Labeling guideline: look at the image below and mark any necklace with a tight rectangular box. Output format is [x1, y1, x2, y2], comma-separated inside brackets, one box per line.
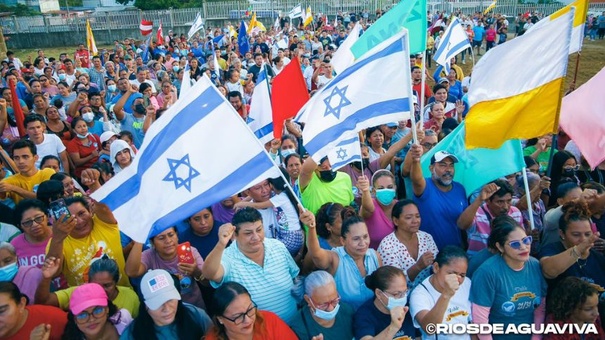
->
[576, 257, 588, 270]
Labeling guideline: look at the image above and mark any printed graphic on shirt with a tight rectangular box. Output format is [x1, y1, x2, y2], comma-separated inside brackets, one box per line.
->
[500, 286, 541, 317]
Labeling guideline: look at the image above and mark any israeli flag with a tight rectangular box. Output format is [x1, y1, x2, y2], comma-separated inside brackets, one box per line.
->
[327, 134, 361, 171]
[288, 4, 303, 19]
[433, 17, 471, 74]
[300, 29, 413, 162]
[181, 61, 193, 96]
[187, 12, 204, 41]
[91, 75, 282, 243]
[248, 67, 274, 144]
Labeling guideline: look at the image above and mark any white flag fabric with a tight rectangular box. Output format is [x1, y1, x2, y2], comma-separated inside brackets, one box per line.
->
[273, 16, 280, 31]
[180, 62, 193, 96]
[300, 29, 413, 161]
[248, 67, 274, 144]
[288, 4, 303, 19]
[331, 22, 362, 75]
[91, 76, 282, 243]
[433, 17, 471, 74]
[327, 134, 362, 170]
[188, 12, 204, 40]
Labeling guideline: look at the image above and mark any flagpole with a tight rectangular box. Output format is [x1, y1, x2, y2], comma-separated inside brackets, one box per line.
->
[521, 167, 536, 230]
[570, 52, 581, 91]
[419, 50, 427, 127]
[405, 36, 419, 145]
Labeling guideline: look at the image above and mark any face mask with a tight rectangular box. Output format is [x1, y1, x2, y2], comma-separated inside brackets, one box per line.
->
[181, 49, 188, 56]
[0, 262, 18, 282]
[76, 132, 90, 139]
[381, 291, 408, 311]
[353, 158, 370, 170]
[562, 168, 576, 178]
[376, 188, 396, 205]
[58, 73, 66, 80]
[312, 302, 340, 321]
[319, 170, 337, 182]
[82, 112, 94, 123]
[281, 148, 296, 158]
[134, 103, 146, 114]
[108, 84, 117, 92]
[173, 66, 180, 72]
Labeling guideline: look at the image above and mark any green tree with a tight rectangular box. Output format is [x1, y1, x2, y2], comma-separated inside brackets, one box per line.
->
[0, 4, 41, 16]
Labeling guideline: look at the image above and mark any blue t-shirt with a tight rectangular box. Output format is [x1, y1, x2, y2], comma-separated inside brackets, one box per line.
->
[414, 179, 467, 249]
[353, 298, 417, 340]
[470, 255, 547, 340]
[120, 113, 145, 149]
[178, 221, 223, 259]
[538, 242, 605, 296]
[110, 92, 136, 114]
[473, 26, 486, 41]
[88, 120, 104, 137]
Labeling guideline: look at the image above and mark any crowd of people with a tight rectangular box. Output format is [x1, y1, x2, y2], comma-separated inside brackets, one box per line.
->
[0, 6, 604, 340]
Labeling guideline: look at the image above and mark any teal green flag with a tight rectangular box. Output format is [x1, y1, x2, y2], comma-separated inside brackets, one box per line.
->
[420, 121, 526, 196]
[351, 0, 427, 58]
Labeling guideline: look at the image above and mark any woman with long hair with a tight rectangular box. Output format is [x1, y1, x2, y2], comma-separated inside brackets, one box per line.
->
[205, 281, 297, 339]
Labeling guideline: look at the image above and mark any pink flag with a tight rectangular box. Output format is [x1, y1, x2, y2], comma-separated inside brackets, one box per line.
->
[559, 66, 605, 169]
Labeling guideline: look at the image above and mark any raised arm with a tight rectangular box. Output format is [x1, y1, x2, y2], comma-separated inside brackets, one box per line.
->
[305, 210, 338, 274]
[540, 234, 598, 279]
[201, 223, 234, 283]
[299, 156, 317, 192]
[457, 183, 499, 231]
[359, 176, 375, 219]
[409, 144, 426, 197]
[124, 242, 148, 277]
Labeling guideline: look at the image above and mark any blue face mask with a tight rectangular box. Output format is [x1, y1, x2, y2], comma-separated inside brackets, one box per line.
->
[172, 66, 180, 72]
[375, 188, 396, 205]
[281, 148, 296, 158]
[381, 291, 408, 310]
[58, 74, 66, 81]
[0, 262, 18, 281]
[312, 302, 340, 320]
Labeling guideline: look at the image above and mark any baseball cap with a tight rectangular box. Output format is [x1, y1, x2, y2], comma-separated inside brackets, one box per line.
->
[386, 122, 398, 128]
[430, 151, 459, 164]
[140, 269, 181, 311]
[69, 283, 108, 315]
[100, 131, 118, 144]
[438, 77, 449, 84]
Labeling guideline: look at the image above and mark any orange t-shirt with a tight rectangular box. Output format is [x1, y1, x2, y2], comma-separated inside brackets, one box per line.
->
[205, 310, 297, 340]
[4, 305, 67, 340]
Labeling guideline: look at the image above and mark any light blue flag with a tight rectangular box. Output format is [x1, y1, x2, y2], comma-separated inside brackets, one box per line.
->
[350, 0, 427, 58]
[247, 66, 274, 144]
[433, 17, 472, 74]
[327, 134, 361, 170]
[420, 121, 525, 196]
[91, 75, 282, 243]
[300, 30, 413, 161]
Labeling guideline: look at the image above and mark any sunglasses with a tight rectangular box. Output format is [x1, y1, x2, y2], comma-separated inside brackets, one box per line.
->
[508, 236, 532, 250]
[21, 215, 45, 228]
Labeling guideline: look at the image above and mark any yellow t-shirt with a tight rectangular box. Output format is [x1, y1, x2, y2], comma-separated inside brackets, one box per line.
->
[47, 214, 131, 288]
[56, 285, 140, 318]
[2, 168, 55, 204]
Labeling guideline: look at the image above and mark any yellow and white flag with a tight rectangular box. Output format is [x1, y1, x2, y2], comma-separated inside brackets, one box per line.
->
[529, 0, 587, 54]
[303, 7, 313, 27]
[465, 7, 574, 149]
[483, 0, 496, 15]
[86, 19, 98, 56]
[247, 12, 266, 35]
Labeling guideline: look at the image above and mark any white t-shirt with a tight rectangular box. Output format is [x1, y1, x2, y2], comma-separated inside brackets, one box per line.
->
[130, 79, 157, 93]
[256, 205, 278, 239]
[34, 134, 66, 170]
[316, 75, 333, 89]
[270, 192, 301, 231]
[410, 276, 473, 340]
[303, 66, 314, 90]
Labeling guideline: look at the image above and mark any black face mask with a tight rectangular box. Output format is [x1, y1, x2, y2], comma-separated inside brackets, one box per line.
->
[319, 170, 337, 182]
[562, 168, 576, 178]
[134, 103, 146, 114]
[352, 158, 370, 170]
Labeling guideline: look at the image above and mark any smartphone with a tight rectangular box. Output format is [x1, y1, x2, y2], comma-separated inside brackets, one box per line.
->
[143, 95, 150, 107]
[177, 242, 194, 264]
[49, 198, 71, 222]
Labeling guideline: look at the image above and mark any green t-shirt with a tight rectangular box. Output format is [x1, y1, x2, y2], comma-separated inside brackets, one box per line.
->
[56, 285, 140, 318]
[301, 173, 354, 214]
[523, 146, 557, 173]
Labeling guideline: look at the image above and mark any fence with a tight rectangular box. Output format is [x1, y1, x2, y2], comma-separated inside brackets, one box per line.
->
[2, 1, 605, 34]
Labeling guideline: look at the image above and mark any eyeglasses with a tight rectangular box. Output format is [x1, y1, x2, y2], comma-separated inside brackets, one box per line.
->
[21, 215, 45, 228]
[563, 165, 580, 171]
[312, 296, 341, 310]
[75, 306, 107, 324]
[222, 302, 257, 325]
[422, 142, 437, 149]
[382, 290, 408, 299]
[508, 236, 533, 250]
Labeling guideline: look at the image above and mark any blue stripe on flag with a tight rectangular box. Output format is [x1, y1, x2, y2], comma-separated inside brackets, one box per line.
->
[331, 155, 361, 170]
[322, 37, 405, 93]
[149, 150, 276, 238]
[255, 123, 274, 139]
[433, 19, 461, 58]
[305, 98, 410, 154]
[100, 87, 223, 210]
[338, 136, 360, 145]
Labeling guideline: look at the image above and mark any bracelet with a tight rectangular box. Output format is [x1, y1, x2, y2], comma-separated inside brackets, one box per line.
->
[570, 246, 580, 259]
[194, 272, 205, 282]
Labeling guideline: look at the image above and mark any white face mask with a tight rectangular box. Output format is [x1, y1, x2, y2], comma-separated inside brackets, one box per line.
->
[381, 290, 408, 310]
[311, 301, 340, 320]
[82, 112, 94, 123]
[281, 148, 296, 158]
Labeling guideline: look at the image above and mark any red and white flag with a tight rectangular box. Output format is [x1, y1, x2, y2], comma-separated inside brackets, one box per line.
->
[140, 19, 153, 36]
[157, 22, 164, 45]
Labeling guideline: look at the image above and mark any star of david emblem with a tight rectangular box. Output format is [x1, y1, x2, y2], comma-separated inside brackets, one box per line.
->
[246, 115, 255, 124]
[162, 154, 200, 192]
[336, 147, 348, 161]
[323, 85, 352, 119]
